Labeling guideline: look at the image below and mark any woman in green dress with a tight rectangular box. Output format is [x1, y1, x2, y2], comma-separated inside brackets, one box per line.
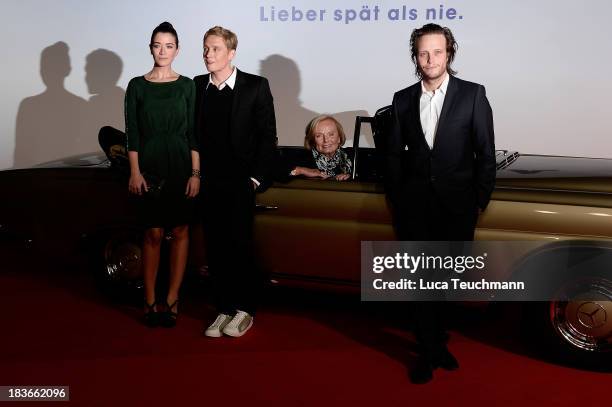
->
[125, 22, 200, 327]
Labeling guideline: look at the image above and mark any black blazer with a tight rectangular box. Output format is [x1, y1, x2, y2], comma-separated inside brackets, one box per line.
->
[386, 76, 496, 214]
[194, 69, 277, 190]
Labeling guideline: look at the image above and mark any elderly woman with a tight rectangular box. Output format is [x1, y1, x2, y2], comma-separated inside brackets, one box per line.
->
[289, 115, 352, 181]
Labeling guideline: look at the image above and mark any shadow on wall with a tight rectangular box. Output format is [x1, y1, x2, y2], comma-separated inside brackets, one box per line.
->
[14, 42, 125, 168]
[259, 54, 372, 148]
[85, 49, 125, 134]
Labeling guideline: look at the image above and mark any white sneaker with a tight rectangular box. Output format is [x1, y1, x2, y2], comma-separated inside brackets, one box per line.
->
[222, 310, 253, 337]
[204, 313, 233, 337]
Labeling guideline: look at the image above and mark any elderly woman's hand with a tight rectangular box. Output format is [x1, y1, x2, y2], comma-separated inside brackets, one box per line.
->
[293, 166, 329, 179]
[335, 173, 351, 181]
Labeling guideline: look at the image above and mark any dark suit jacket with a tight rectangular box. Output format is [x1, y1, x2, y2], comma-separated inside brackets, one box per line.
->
[386, 75, 496, 214]
[194, 69, 277, 190]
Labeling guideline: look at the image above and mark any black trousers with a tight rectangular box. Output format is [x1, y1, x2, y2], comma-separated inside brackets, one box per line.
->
[395, 187, 478, 356]
[201, 178, 260, 315]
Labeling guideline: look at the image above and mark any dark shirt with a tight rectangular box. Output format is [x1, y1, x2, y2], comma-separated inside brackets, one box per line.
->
[200, 84, 246, 183]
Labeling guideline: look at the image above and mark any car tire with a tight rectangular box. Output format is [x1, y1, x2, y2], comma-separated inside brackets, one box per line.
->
[91, 228, 145, 301]
[520, 248, 612, 369]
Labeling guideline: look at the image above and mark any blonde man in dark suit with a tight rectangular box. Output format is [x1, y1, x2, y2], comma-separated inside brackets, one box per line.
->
[194, 26, 277, 338]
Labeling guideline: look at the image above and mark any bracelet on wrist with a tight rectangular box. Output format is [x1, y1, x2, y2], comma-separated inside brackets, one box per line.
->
[191, 169, 201, 178]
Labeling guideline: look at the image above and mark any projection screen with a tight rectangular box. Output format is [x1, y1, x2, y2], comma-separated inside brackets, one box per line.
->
[1, 0, 610, 169]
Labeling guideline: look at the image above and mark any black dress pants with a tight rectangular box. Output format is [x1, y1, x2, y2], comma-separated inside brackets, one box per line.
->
[201, 178, 260, 315]
[395, 187, 478, 357]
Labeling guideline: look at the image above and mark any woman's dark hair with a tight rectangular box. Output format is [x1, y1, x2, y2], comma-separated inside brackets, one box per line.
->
[150, 21, 179, 48]
[410, 23, 457, 79]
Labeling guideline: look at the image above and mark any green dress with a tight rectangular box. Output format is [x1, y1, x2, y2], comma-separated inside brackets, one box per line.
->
[124, 75, 197, 228]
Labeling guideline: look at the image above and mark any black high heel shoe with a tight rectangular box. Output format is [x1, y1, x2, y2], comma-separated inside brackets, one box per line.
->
[144, 301, 159, 328]
[159, 300, 178, 328]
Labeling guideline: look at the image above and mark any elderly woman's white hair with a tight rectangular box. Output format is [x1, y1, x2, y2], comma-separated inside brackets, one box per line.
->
[304, 115, 346, 151]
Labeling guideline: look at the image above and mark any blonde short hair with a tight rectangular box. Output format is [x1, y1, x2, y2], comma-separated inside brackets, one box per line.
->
[203, 26, 238, 50]
[304, 115, 346, 150]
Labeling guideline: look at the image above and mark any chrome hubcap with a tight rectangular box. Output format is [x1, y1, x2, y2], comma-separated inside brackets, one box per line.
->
[103, 235, 143, 284]
[551, 278, 612, 352]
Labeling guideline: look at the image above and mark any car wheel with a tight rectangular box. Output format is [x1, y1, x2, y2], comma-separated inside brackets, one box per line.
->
[550, 276, 612, 353]
[524, 277, 612, 369]
[92, 229, 144, 299]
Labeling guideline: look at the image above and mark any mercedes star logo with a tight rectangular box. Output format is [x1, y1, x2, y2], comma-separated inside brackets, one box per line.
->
[576, 302, 607, 329]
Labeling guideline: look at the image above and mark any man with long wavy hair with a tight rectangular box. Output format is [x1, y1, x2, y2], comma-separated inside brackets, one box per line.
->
[386, 23, 496, 384]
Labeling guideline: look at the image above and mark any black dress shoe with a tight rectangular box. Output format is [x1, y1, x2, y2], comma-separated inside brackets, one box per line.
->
[433, 348, 459, 371]
[410, 356, 434, 384]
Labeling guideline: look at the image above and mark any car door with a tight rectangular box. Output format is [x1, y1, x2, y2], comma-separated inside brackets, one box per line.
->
[254, 176, 394, 285]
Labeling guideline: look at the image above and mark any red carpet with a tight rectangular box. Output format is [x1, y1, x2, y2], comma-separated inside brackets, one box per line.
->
[1, 253, 609, 406]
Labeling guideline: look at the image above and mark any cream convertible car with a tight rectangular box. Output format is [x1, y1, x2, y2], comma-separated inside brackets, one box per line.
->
[1, 120, 611, 368]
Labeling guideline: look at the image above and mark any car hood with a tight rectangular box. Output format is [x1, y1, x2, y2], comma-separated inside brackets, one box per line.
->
[498, 154, 612, 193]
[31, 152, 109, 168]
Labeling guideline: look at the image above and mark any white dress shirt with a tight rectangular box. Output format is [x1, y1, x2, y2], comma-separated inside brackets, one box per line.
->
[207, 66, 237, 90]
[419, 74, 449, 149]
